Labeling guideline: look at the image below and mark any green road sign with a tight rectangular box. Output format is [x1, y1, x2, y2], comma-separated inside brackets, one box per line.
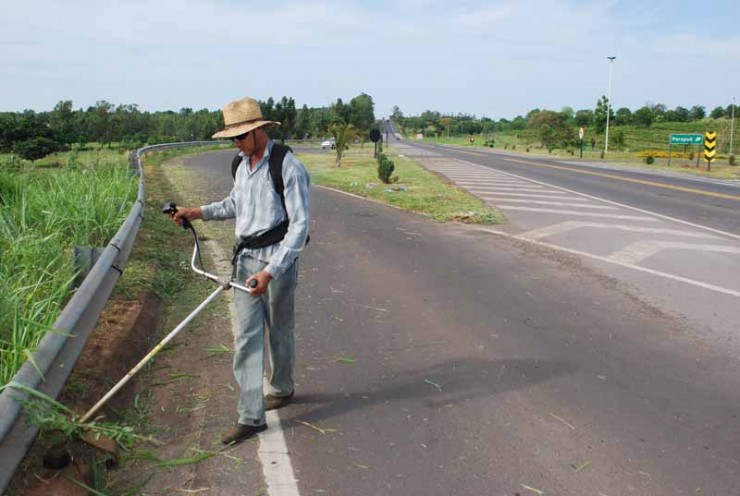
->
[669, 134, 703, 145]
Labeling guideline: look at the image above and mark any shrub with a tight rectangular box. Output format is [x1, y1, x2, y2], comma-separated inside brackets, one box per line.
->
[730, 155, 736, 166]
[645, 155, 655, 164]
[377, 153, 396, 184]
[15, 137, 61, 162]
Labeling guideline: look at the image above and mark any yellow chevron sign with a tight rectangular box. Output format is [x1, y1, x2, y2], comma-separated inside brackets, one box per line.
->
[703, 131, 717, 163]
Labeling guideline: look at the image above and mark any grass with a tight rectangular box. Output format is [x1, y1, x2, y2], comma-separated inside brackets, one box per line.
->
[0, 149, 138, 387]
[298, 146, 505, 224]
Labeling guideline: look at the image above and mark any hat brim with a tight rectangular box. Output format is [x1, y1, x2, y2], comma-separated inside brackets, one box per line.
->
[212, 120, 280, 139]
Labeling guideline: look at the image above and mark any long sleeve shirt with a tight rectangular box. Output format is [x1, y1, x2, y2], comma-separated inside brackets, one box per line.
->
[200, 140, 310, 279]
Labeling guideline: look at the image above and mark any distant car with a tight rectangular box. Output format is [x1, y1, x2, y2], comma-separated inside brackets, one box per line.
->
[321, 139, 335, 150]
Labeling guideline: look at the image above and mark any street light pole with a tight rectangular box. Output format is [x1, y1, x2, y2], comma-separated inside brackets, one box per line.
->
[604, 56, 616, 155]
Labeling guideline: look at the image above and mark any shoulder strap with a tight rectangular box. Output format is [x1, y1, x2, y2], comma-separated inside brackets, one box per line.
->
[230, 153, 242, 179]
[268, 143, 291, 211]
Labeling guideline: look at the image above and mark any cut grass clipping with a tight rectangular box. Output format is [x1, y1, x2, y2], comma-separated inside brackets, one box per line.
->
[2, 381, 140, 448]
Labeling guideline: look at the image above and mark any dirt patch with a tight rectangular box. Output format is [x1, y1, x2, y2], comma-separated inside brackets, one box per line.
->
[9, 293, 163, 496]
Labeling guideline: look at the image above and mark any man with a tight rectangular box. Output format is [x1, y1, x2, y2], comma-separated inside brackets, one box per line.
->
[173, 96, 310, 445]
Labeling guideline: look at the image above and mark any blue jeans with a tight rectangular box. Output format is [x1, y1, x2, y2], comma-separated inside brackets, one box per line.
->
[232, 253, 298, 426]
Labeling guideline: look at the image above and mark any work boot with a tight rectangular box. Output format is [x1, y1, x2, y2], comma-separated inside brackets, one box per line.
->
[265, 390, 294, 411]
[221, 422, 267, 445]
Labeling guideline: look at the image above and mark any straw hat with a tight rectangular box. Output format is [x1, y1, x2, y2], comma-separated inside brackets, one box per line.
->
[212, 97, 280, 139]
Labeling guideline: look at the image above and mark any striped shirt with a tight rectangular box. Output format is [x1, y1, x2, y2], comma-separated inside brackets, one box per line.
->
[200, 140, 310, 279]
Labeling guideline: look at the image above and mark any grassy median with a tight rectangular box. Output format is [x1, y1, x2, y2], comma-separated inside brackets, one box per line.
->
[297, 145, 505, 224]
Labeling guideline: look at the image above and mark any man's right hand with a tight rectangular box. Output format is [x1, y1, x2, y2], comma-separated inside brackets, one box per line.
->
[172, 207, 203, 226]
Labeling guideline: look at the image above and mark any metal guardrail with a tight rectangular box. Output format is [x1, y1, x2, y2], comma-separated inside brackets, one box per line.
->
[0, 141, 220, 493]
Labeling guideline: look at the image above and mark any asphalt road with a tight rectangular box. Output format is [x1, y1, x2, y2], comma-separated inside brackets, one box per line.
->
[189, 149, 740, 495]
[394, 140, 740, 236]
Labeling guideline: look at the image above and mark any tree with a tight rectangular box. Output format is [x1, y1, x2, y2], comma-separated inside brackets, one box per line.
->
[50, 100, 75, 144]
[440, 117, 453, 137]
[667, 106, 689, 122]
[15, 137, 60, 161]
[294, 104, 311, 139]
[330, 98, 351, 125]
[574, 109, 593, 127]
[348, 93, 375, 132]
[391, 105, 404, 122]
[593, 96, 613, 134]
[330, 122, 357, 167]
[633, 106, 654, 128]
[689, 105, 706, 121]
[560, 106, 575, 123]
[528, 110, 574, 151]
[614, 107, 632, 126]
[710, 106, 726, 119]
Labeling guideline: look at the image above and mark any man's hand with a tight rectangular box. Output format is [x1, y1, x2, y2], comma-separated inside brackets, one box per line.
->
[246, 270, 273, 296]
[172, 207, 203, 226]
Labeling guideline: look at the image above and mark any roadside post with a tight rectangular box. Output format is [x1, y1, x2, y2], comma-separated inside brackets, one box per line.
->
[579, 127, 585, 158]
[668, 134, 702, 167]
[704, 131, 717, 172]
[370, 128, 381, 158]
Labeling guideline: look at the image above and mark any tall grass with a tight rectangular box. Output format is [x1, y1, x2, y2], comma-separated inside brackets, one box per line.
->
[0, 153, 137, 386]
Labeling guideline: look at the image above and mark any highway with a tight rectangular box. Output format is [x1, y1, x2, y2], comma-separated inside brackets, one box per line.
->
[109, 147, 740, 495]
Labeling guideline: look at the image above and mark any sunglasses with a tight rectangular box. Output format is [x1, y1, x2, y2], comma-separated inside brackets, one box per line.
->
[232, 131, 251, 141]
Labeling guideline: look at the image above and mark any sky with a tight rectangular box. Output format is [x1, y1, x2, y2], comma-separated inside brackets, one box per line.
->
[2, 0, 739, 120]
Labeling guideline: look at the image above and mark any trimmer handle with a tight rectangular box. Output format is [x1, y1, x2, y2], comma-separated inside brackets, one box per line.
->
[162, 201, 191, 230]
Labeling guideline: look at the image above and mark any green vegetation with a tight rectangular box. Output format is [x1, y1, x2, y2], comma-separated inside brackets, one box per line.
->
[391, 100, 739, 174]
[298, 147, 504, 224]
[0, 93, 379, 162]
[377, 153, 396, 184]
[0, 149, 137, 386]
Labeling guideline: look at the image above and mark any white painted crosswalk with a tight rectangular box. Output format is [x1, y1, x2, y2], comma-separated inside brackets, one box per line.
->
[417, 156, 740, 297]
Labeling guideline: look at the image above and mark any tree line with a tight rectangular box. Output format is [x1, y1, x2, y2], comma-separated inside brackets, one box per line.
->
[0, 94, 376, 161]
[392, 99, 739, 152]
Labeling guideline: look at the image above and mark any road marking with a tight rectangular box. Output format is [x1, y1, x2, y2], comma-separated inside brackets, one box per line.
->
[260, 411, 301, 496]
[608, 241, 740, 264]
[520, 221, 720, 240]
[207, 240, 301, 496]
[477, 228, 740, 298]
[505, 158, 740, 201]
[496, 206, 659, 221]
[477, 191, 589, 200]
[485, 199, 618, 209]
[448, 159, 740, 242]
[470, 187, 554, 194]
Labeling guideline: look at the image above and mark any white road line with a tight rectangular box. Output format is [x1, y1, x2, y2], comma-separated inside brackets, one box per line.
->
[456, 182, 547, 189]
[469, 187, 560, 194]
[496, 206, 659, 221]
[454, 180, 529, 185]
[608, 241, 740, 264]
[477, 192, 589, 200]
[445, 177, 522, 182]
[477, 228, 740, 298]
[207, 240, 301, 496]
[520, 221, 721, 240]
[485, 199, 618, 209]
[260, 411, 301, 496]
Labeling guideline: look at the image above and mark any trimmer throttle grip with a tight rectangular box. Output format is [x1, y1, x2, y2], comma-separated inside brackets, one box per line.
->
[162, 201, 191, 230]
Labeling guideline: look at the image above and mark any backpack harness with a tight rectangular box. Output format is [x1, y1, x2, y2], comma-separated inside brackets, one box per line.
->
[230, 143, 307, 265]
